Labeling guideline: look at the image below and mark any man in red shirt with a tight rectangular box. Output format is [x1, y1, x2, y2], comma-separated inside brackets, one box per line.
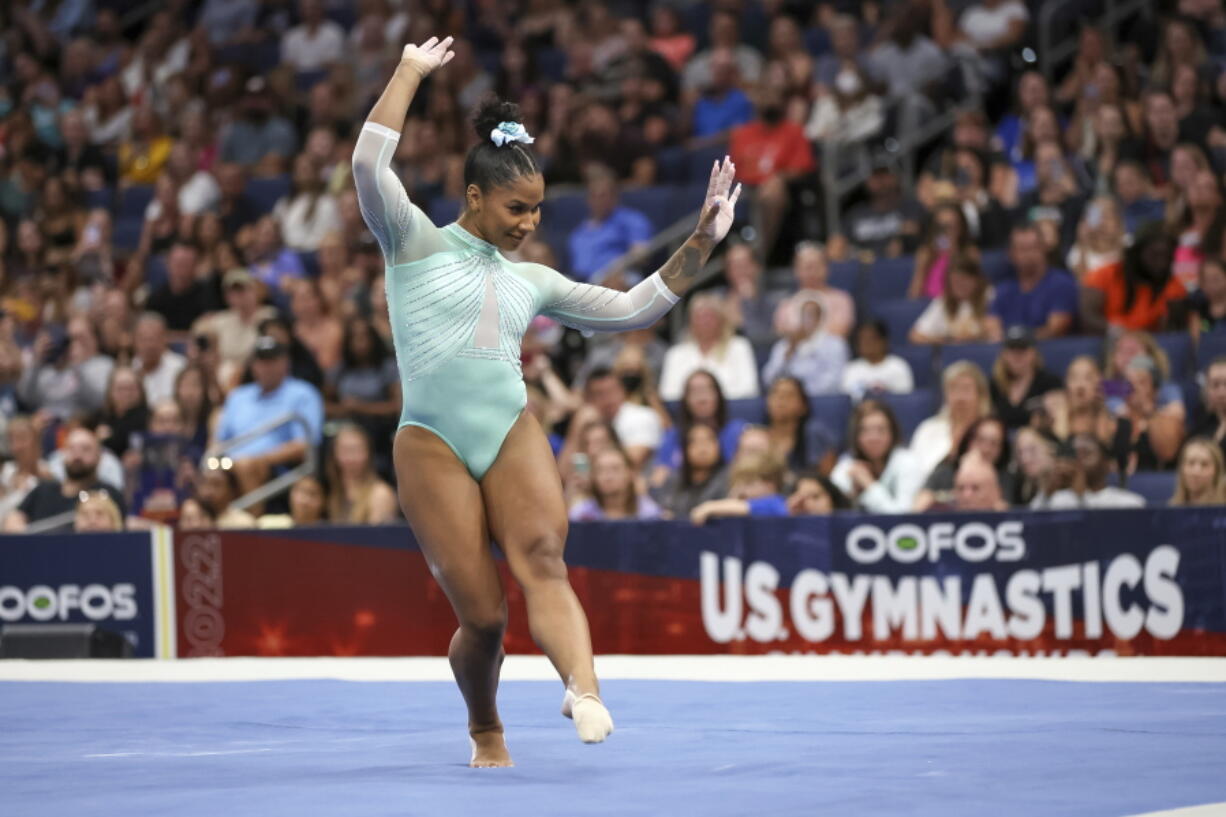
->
[729, 86, 816, 262]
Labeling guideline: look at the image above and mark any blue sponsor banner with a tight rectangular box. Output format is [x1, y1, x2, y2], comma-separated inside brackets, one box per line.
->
[0, 531, 169, 658]
[243, 508, 1226, 655]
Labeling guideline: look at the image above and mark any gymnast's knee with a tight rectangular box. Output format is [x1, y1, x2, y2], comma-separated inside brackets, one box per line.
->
[458, 605, 508, 646]
[512, 531, 569, 586]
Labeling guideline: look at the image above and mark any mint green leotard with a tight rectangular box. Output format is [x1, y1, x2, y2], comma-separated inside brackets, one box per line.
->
[352, 122, 681, 480]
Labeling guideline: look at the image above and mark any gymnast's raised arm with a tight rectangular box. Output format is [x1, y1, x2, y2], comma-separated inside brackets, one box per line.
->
[537, 157, 742, 332]
[351, 37, 455, 265]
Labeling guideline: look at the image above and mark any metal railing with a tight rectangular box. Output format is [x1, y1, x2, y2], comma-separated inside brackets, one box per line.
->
[821, 98, 966, 240]
[1037, 0, 1153, 82]
[203, 411, 318, 511]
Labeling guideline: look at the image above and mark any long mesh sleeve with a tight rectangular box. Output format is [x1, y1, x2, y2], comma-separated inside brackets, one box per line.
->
[534, 266, 680, 333]
[351, 122, 445, 267]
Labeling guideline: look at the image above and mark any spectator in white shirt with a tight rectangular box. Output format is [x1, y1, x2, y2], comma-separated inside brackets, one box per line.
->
[132, 312, 186, 406]
[909, 257, 993, 345]
[1046, 433, 1145, 509]
[581, 367, 663, 468]
[774, 242, 855, 338]
[163, 142, 220, 217]
[831, 398, 925, 512]
[659, 293, 760, 401]
[910, 360, 992, 477]
[273, 154, 341, 252]
[841, 320, 915, 400]
[281, 0, 345, 74]
[762, 295, 849, 396]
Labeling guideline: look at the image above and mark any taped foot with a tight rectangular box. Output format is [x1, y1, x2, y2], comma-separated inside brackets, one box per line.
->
[561, 689, 614, 744]
[469, 729, 513, 767]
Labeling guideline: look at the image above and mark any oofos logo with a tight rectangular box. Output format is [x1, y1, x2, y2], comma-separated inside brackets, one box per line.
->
[0, 584, 137, 622]
[845, 521, 1026, 564]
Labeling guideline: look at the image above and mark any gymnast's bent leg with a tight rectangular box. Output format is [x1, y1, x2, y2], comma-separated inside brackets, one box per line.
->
[480, 411, 614, 743]
[392, 426, 512, 767]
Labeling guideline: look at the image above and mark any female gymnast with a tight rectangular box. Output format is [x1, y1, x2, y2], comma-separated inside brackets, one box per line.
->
[353, 36, 741, 767]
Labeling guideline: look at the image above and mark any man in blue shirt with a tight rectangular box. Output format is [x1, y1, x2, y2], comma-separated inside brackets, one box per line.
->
[691, 48, 755, 139]
[986, 224, 1078, 340]
[219, 78, 298, 171]
[213, 336, 323, 497]
[567, 167, 653, 282]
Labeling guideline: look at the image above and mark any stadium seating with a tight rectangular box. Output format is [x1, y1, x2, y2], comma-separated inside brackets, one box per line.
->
[85, 187, 114, 211]
[245, 176, 291, 217]
[726, 397, 767, 424]
[980, 248, 1011, 283]
[1155, 332, 1192, 379]
[1197, 332, 1226, 371]
[870, 299, 927, 345]
[1036, 336, 1102, 379]
[1124, 471, 1177, 507]
[894, 343, 936, 389]
[118, 184, 154, 219]
[938, 342, 1001, 378]
[877, 388, 939, 441]
[827, 259, 860, 298]
[809, 394, 853, 449]
[865, 255, 914, 301]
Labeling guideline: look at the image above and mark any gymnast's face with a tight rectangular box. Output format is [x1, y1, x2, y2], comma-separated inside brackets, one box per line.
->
[467, 173, 544, 252]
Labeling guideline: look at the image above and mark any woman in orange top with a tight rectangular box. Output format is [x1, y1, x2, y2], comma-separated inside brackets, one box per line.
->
[1080, 221, 1186, 332]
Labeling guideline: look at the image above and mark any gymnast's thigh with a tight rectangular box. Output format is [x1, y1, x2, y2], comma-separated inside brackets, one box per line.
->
[480, 411, 570, 582]
[393, 425, 505, 621]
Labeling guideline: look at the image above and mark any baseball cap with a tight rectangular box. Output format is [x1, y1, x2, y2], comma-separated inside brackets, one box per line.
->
[223, 268, 255, 289]
[253, 335, 288, 359]
[1004, 325, 1035, 349]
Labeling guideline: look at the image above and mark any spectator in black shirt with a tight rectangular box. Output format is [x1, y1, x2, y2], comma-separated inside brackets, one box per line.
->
[989, 327, 1063, 430]
[839, 163, 922, 259]
[145, 240, 222, 333]
[1189, 356, 1226, 461]
[215, 163, 262, 235]
[2, 428, 126, 532]
[55, 108, 112, 191]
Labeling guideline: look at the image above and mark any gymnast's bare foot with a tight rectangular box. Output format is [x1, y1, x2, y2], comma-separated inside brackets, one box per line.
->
[469, 728, 513, 767]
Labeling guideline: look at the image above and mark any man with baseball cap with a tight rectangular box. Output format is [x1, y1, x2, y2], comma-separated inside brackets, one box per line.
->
[210, 334, 323, 500]
[192, 268, 277, 386]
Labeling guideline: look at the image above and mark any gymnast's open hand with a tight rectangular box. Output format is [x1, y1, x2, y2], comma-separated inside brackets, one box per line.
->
[400, 36, 456, 79]
[694, 156, 742, 245]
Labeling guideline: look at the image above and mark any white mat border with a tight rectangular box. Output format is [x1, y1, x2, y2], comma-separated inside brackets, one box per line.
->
[2, 655, 1224, 683]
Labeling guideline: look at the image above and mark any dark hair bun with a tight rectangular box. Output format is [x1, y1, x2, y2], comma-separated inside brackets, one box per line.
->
[472, 96, 523, 141]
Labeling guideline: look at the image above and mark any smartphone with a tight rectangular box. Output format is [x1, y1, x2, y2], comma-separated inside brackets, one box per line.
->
[571, 453, 590, 477]
[1087, 203, 1103, 228]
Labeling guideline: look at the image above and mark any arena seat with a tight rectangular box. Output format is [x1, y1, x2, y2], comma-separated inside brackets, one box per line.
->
[877, 388, 939, 441]
[112, 217, 143, 252]
[118, 184, 154, 219]
[726, 396, 767, 424]
[980, 248, 1011, 283]
[685, 142, 729, 184]
[1198, 332, 1226, 370]
[808, 394, 853, 449]
[827, 259, 860, 296]
[865, 255, 915, 301]
[870, 299, 927, 345]
[85, 186, 114, 211]
[893, 343, 936, 390]
[428, 197, 461, 227]
[1155, 332, 1192, 379]
[1124, 471, 1177, 507]
[245, 175, 291, 216]
[298, 251, 320, 278]
[938, 341, 1001, 378]
[1036, 336, 1102, 379]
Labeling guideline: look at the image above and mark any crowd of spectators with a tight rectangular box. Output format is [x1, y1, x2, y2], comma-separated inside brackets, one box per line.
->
[2, 0, 1226, 534]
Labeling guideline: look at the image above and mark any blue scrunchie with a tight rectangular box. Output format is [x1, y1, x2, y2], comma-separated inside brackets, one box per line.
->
[490, 121, 535, 147]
